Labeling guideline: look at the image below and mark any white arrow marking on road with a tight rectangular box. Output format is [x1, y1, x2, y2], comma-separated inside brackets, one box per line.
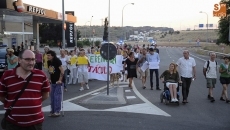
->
[104, 103, 167, 116]
[42, 102, 89, 112]
[41, 83, 170, 117]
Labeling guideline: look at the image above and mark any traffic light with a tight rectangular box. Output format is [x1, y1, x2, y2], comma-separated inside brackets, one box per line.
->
[103, 18, 109, 42]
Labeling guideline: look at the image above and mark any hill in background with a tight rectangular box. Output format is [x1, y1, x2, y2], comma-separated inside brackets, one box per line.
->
[152, 30, 218, 43]
[76, 26, 173, 41]
[76, 25, 218, 43]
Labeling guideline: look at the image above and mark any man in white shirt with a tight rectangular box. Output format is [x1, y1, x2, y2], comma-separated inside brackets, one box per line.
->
[176, 50, 196, 104]
[203, 52, 217, 102]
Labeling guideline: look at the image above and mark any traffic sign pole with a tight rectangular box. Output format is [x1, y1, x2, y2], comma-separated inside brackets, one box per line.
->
[107, 0, 110, 95]
[107, 43, 110, 95]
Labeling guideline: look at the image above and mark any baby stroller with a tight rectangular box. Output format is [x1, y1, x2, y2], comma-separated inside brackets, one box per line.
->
[160, 81, 181, 105]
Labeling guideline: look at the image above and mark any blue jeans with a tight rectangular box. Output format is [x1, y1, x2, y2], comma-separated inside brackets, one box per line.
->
[50, 84, 62, 113]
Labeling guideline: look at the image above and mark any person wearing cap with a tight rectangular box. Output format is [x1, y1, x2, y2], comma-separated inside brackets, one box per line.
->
[219, 56, 230, 103]
[7, 48, 18, 69]
[147, 48, 161, 90]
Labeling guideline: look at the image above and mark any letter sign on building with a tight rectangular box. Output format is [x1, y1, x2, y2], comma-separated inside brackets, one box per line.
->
[65, 23, 75, 47]
[27, 6, 45, 15]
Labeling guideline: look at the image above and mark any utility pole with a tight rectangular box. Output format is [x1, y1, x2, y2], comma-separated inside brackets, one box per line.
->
[101, 19, 104, 26]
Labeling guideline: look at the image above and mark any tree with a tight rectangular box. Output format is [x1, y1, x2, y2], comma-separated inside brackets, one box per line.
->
[103, 18, 109, 41]
[76, 30, 81, 40]
[217, 0, 230, 45]
[39, 23, 62, 44]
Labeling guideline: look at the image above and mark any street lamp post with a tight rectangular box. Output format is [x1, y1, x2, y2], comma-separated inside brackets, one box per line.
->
[62, 0, 65, 49]
[199, 11, 208, 43]
[122, 3, 134, 40]
[84, 21, 90, 39]
[90, 16, 93, 46]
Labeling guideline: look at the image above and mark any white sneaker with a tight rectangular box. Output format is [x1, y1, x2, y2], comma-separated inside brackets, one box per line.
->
[174, 98, 179, 102]
[86, 84, 89, 90]
[79, 87, 84, 91]
[171, 98, 175, 102]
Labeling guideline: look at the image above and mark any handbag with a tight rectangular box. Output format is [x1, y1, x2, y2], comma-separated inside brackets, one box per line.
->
[1, 73, 33, 129]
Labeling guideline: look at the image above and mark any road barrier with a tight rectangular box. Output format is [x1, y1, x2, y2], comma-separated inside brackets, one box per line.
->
[199, 49, 230, 59]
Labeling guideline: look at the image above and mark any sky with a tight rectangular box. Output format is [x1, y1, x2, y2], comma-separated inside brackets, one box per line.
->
[23, 0, 222, 30]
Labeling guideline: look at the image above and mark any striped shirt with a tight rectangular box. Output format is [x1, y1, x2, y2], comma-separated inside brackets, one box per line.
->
[0, 68, 50, 127]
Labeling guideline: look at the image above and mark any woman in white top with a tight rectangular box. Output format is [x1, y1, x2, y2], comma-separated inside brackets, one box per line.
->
[58, 49, 69, 92]
[67, 50, 78, 84]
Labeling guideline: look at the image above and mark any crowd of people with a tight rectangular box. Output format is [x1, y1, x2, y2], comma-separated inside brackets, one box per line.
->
[0, 42, 229, 129]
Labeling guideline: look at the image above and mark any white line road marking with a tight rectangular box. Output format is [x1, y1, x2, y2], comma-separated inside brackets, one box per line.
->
[41, 81, 170, 116]
[126, 96, 136, 99]
[190, 53, 206, 61]
[131, 82, 171, 117]
[125, 90, 131, 92]
[91, 92, 100, 95]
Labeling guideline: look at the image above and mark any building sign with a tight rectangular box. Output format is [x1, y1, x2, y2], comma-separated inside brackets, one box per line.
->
[65, 23, 75, 47]
[57, 13, 67, 20]
[213, 3, 226, 17]
[65, 11, 75, 47]
[27, 6, 45, 15]
[12, 38, 16, 45]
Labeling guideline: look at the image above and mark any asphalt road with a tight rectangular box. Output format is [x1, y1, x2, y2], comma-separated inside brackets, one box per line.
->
[0, 47, 229, 130]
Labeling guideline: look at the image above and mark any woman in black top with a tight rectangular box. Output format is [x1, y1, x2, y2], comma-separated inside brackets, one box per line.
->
[123, 52, 138, 89]
[160, 63, 181, 102]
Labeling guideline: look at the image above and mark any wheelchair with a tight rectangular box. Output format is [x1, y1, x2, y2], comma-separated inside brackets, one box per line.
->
[160, 81, 182, 105]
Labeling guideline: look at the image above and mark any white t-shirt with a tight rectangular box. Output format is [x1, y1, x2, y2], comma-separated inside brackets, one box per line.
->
[176, 57, 196, 78]
[204, 60, 217, 78]
[58, 55, 68, 70]
[134, 52, 139, 59]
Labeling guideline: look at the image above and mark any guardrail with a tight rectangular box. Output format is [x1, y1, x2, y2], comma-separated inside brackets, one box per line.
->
[199, 49, 230, 58]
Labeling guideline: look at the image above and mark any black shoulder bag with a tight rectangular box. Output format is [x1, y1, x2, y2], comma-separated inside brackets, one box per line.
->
[1, 73, 33, 129]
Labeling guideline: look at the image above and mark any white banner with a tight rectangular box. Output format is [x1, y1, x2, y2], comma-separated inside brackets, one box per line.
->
[87, 54, 123, 81]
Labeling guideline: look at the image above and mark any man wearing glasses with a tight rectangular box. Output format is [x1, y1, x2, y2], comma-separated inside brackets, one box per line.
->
[0, 49, 50, 129]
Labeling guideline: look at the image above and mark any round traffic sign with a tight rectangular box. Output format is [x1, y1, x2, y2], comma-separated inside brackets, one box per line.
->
[100, 43, 117, 60]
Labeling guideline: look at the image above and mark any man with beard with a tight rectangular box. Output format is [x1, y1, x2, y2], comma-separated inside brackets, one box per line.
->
[6, 48, 18, 70]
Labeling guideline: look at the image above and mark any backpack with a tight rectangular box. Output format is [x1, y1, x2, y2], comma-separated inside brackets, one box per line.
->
[206, 60, 217, 73]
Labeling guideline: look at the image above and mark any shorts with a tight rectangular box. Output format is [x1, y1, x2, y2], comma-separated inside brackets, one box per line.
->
[166, 82, 178, 88]
[78, 72, 88, 83]
[140, 69, 148, 77]
[219, 77, 230, 85]
[206, 78, 216, 88]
